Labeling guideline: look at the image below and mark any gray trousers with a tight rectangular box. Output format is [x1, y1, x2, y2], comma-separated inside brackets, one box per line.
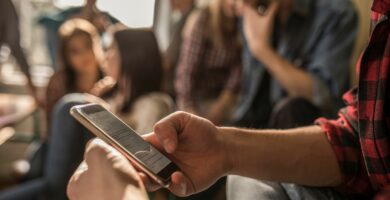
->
[227, 175, 348, 200]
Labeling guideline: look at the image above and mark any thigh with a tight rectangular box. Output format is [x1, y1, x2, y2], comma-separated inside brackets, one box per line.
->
[227, 176, 348, 200]
[227, 175, 289, 200]
[268, 97, 320, 129]
[281, 183, 348, 200]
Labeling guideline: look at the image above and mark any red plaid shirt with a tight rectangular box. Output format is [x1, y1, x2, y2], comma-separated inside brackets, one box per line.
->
[316, 0, 390, 198]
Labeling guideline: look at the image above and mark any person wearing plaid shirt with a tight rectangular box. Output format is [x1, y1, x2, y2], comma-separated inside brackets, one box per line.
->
[174, 0, 242, 125]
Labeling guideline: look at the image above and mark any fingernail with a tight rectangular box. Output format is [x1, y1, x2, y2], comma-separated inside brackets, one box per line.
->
[163, 139, 174, 153]
[180, 182, 187, 195]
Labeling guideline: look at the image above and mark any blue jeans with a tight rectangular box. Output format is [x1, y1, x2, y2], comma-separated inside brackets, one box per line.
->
[0, 94, 92, 200]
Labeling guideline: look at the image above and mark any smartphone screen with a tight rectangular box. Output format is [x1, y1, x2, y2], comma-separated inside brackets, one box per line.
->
[73, 104, 177, 186]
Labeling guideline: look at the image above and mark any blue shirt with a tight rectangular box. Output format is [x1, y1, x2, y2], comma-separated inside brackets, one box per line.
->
[234, 0, 358, 121]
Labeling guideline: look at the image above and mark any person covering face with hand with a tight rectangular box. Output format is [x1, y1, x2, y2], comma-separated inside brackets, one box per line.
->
[233, 0, 357, 130]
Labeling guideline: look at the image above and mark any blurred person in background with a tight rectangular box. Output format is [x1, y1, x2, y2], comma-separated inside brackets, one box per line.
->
[175, 0, 242, 126]
[0, 0, 40, 104]
[0, 27, 174, 200]
[163, 0, 196, 99]
[8, 19, 104, 189]
[38, 0, 119, 67]
[95, 28, 174, 135]
[229, 0, 358, 198]
[45, 18, 104, 140]
[232, 0, 357, 130]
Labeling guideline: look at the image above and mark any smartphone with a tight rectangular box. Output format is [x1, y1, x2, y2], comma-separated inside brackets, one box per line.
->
[70, 103, 178, 187]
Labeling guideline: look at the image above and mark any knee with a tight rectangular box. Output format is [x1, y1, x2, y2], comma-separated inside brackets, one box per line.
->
[52, 93, 86, 117]
[269, 97, 320, 129]
[227, 175, 283, 200]
[272, 97, 318, 118]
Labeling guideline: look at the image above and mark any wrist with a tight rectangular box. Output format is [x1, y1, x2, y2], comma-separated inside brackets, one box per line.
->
[255, 44, 274, 61]
[216, 127, 242, 176]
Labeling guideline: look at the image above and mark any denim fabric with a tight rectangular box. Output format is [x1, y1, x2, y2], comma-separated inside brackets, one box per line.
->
[234, 0, 358, 122]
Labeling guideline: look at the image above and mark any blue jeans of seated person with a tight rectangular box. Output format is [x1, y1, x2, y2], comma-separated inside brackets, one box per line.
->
[0, 94, 92, 200]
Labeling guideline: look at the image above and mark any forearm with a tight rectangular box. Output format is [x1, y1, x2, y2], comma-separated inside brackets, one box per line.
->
[220, 125, 342, 186]
[256, 48, 314, 101]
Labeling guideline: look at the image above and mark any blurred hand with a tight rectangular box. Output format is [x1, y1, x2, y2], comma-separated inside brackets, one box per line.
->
[142, 112, 230, 196]
[91, 14, 112, 33]
[83, 93, 111, 111]
[243, 2, 279, 59]
[27, 80, 45, 108]
[206, 103, 225, 125]
[90, 76, 116, 97]
[182, 106, 199, 116]
[67, 139, 148, 200]
[206, 91, 235, 125]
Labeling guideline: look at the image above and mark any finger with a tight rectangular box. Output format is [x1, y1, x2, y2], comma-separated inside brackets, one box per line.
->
[138, 172, 161, 192]
[85, 138, 109, 151]
[168, 171, 195, 197]
[67, 176, 78, 200]
[264, 1, 279, 18]
[67, 162, 88, 200]
[68, 162, 87, 188]
[153, 111, 191, 153]
[242, 2, 256, 15]
[142, 133, 165, 153]
[84, 138, 110, 166]
[242, 3, 261, 23]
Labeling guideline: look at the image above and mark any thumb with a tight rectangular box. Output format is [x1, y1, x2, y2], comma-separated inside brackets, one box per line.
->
[152, 111, 192, 154]
[264, 1, 279, 18]
[242, 2, 258, 17]
[169, 171, 196, 197]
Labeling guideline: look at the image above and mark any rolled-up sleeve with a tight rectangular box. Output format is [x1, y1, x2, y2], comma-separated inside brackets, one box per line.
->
[307, 5, 357, 109]
[315, 89, 373, 196]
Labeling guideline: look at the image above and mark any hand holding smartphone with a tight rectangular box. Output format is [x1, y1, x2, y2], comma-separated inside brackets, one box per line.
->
[70, 103, 178, 187]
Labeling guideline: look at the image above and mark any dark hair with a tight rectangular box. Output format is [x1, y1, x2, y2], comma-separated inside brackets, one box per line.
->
[57, 18, 102, 91]
[113, 29, 163, 112]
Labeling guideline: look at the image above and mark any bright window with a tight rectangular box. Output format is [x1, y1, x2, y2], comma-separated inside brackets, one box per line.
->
[54, 0, 156, 28]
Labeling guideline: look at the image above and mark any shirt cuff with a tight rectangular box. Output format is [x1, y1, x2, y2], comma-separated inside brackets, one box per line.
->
[316, 116, 373, 196]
